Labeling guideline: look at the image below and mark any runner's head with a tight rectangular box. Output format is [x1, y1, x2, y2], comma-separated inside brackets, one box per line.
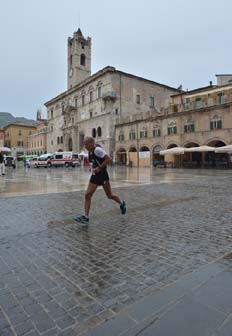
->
[83, 136, 95, 151]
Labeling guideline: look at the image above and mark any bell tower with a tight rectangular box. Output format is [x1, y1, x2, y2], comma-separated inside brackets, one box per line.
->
[67, 28, 91, 89]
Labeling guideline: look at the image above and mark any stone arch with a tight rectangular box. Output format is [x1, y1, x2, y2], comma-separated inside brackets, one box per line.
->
[167, 143, 178, 149]
[116, 148, 127, 165]
[128, 146, 137, 167]
[183, 141, 200, 148]
[152, 144, 162, 153]
[168, 120, 177, 127]
[129, 146, 137, 152]
[207, 139, 227, 147]
[139, 146, 150, 167]
[152, 145, 164, 167]
[140, 146, 150, 152]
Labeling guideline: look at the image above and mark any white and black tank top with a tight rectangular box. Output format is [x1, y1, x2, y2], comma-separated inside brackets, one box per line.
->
[89, 146, 107, 171]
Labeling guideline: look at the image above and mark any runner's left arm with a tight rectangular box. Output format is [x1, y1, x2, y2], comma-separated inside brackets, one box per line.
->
[93, 155, 112, 174]
[93, 150, 112, 174]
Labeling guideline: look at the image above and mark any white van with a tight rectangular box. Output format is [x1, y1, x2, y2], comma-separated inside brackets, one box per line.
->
[48, 152, 80, 168]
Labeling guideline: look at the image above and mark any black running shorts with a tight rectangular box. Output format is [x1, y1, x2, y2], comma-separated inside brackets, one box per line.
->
[90, 170, 109, 186]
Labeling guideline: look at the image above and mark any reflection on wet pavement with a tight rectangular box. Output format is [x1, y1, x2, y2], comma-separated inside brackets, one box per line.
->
[0, 165, 231, 197]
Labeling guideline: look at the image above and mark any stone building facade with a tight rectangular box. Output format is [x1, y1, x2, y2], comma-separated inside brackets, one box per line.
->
[44, 29, 180, 157]
[115, 75, 232, 167]
[4, 124, 37, 157]
[27, 119, 48, 155]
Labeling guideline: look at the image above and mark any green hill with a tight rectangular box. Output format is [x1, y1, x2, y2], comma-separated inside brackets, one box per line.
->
[0, 112, 36, 129]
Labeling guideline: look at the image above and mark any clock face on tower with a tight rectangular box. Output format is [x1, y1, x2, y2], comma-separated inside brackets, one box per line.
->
[69, 68, 73, 77]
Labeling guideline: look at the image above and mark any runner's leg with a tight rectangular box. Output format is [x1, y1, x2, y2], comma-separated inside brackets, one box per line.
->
[103, 181, 121, 204]
[85, 182, 98, 217]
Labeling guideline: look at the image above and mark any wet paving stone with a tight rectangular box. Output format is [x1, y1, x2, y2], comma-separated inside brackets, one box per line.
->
[1, 168, 232, 334]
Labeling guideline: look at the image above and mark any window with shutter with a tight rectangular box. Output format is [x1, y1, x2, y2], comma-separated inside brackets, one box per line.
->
[195, 98, 202, 109]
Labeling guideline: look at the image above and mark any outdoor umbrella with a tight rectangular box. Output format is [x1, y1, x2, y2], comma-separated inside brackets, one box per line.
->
[160, 147, 185, 155]
[184, 146, 215, 152]
[0, 146, 11, 152]
[214, 145, 232, 153]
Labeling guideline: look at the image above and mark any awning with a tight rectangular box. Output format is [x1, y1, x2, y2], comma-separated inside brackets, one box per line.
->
[184, 145, 215, 152]
[160, 147, 185, 155]
[160, 145, 216, 155]
[215, 145, 232, 153]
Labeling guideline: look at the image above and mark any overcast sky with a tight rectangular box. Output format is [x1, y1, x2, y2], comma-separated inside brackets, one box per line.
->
[0, 0, 231, 120]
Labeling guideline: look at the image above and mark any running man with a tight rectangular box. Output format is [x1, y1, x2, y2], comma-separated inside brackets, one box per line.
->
[75, 136, 126, 225]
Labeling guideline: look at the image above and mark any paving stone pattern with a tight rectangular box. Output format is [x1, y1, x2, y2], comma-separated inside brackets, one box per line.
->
[0, 172, 232, 335]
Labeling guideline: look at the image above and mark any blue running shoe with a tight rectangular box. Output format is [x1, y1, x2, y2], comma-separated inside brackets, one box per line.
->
[74, 215, 89, 225]
[120, 200, 126, 215]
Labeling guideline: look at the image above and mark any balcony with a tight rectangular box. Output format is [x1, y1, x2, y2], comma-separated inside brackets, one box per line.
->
[102, 91, 117, 101]
[62, 105, 77, 115]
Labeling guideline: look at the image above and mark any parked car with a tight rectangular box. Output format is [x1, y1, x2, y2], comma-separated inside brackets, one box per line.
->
[4, 155, 16, 168]
[26, 157, 40, 168]
[24, 155, 37, 167]
[27, 154, 53, 168]
[48, 152, 80, 168]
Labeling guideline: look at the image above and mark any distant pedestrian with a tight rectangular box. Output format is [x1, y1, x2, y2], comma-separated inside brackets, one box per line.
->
[0, 151, 6, 175]
[74, 136, 126, 225]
